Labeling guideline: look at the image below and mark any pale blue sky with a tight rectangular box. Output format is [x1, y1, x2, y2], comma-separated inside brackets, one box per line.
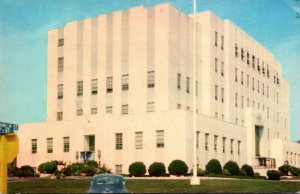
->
[0, 0, 299, 141]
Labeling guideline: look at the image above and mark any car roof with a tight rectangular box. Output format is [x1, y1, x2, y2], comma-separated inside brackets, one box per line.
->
[92, 174, 124, 180]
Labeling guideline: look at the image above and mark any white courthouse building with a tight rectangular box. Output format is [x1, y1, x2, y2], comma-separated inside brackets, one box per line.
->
[18, 3, 300, 174]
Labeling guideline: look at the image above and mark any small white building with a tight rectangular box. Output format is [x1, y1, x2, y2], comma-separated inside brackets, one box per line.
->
[18, 3, 300, 175]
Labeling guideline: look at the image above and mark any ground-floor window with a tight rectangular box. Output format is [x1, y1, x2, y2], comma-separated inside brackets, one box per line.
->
[31, 139, 37, 154]
[63, 137, 70, 152]
[47, 138, 53, 153]
[156, 130, 164, 148]
[115, 165, 122, 174]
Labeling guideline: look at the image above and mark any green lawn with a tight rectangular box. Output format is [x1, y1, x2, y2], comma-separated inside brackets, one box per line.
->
[8, 178, 300, 193]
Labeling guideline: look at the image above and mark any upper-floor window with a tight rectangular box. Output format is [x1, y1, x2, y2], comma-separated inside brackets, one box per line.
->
[267, 65, 270, 78]
[186, 77, 190, 93]
[156, 130, 164, 148]
[241, 48, 244, 61]
[215, 85, 218, 100]
[221, 62, 224, 76]
[76, 109, 83, 116]
[106, 106, 113, 114]
[241, 72, 244, 85]
[214, 135, 218, 152]
[247, 74, 249, 88]
[252, 55, 255, 69]
[235, 44, 238, 57]
[238, 141, 241, 155]
[77, 81, 83, 96]
[57, 84, 63, 99]
[63, 137, 70, 152]
[221, 35, 224, 50]
[147, 71, 155, 88]
[122, 74, 129, 91]
[205, 133, 209, 151]
[58, 38, 64, 46]
[121, 104, 128, 115]
[91, 107, 98, 115]
[221, 88, 224, 103]
[91, 79, 98, 95]
[115, 133, 123, 150]
[196, 131, 200, 148]
[147, 102, 155, 112]
[106, 77, 113, 93]
[235, 68, 238, 82]
[222, 137, 226, 153]
[177, 73, 181, 90]
[135, 132, 143, 149]
[230, 139, 234, 154]
[247, 52, 250, 65]
[215, 58, 218, 72]
[58, 57, 64, 72]
[47, 138, 53, 153]
[215, 31, 218, 47]
[31, 139, 37, 154]
[235, 93, 238, 107]
[252, 78, 255, 91]
[57, 112, 63, 121]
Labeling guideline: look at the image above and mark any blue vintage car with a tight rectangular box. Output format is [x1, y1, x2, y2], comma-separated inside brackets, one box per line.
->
[88, 174, 128, 193]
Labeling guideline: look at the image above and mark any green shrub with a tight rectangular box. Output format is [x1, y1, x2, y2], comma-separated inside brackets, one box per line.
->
[241, 164, 254, 177]
[96, 165, 111, 174]
[38, 161, 57, 174]
[69, 163, 85, 176]
[55, 170, 62, 179]
[129, 162, 146, 177]
[278, 164, 290, 176]
[7, 159, 18, 177]
[168, 160, 188, 176]
[222, 169, 230, 176]
[17, 165, 35, 177]
[86, 160, 98, 168]
[254, 172, 260, 177]
[61, 166, 72, 176]
[206, 159, 222, 174]
[223, 161, 240, 176]
[148, 162, 166, 177]
[240, 169, 247, 176]
[267, 170, 280, 180]
[289, 166, 300, 176]
[196, 168, 206, 176]
[82, 165, 96, 176]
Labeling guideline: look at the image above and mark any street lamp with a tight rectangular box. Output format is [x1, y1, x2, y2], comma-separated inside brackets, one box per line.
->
[190, 0, 200, 185]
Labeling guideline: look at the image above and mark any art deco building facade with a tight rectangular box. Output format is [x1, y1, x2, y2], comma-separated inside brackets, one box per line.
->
[18, 3, 300, 175]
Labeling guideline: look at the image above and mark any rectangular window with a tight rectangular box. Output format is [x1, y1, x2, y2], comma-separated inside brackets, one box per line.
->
[252, 55, 255, 69]
[177, 104, 181, 109]
[115, 165, 122, 174]
[121, 104, 128, 115]
[77, 81, 83, 96]
[205, 133, 209, 151]
[247, 75, 249, 88]
[257, 80, 260, 93]
[221, 62, 224, 76]
[241, 72, 244, 85]
[147, 71, 155, 88]
[122, 74, 129, 91]
[186, 77, 190, 93]
[63, 137, 70, 152]
[91, 108, 97, 115]
[267, 85, 269, 98]
[235, 44, 238, 57]
[221, 88, 224, 103]
[262, 83, 265, 95]
[247, 52, 250, 65]
[177, 73, 181, 90]
[215, 85, 218, 100]
[147, 102, 155, 112]
[106, 77, 113, 93]
[238, 141, 241, 155]
[247, 98, 250, 107]
[156, 130, 164, 148]
[241, 48, 244, 61]
[116, 133, 123, 150]
[31, 139, 37, 154]
[47, 138, 53, 153]
[57, 112, 63, 121]
[91, 79, 98, 95]
[76, 109, 83, 116]
[215, 31, 218, 47]
[235, 93, 238, 107]
[215, 58, 218, 72]
[214, 135, 218, 152]
[106, 106, 113, 113]
[222, 137, 226, 153]
[58, 38, 64, 46]
[235, 68, 238, 82]
[252, 78, 255, 91]
[221, 35, 224, 50]
[196, 131, 200, 148]
[135, 132, 143, 149]
[241, 96, 244, 109]
[230, 139, 234, 154]
[57, 84, 63, 99]
[58, 57, 64, 72]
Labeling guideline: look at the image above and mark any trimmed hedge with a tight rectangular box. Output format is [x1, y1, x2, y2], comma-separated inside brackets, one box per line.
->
[223, 161, 239, 176]
[148, 162, 166, 177]
[189, 168, 206, 176]
[38, 161, 57, 174]
[278, 164, 290, 176]
[129, 162, 146, 177]
[241, 164, 254, 177]
[289, 166, 300, 176]
[17, 165, 35, 177]
[267, 170, 280, 180]
[168, 160, 188, 176]
[206, 159, 222, 174]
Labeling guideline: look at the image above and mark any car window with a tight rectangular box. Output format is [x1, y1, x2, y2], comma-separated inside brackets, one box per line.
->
[95, 177, 120, 185]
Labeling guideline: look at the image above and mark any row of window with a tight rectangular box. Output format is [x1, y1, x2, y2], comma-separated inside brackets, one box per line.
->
[286, 151, 300, 165]
[177, 73, 198, 95]
[214, 31, 224, 50]
[31, 137, 70, 154]
[234, 68, 275, 99]
[56, 102, 155, 121]
[234, 44, 280, 85]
